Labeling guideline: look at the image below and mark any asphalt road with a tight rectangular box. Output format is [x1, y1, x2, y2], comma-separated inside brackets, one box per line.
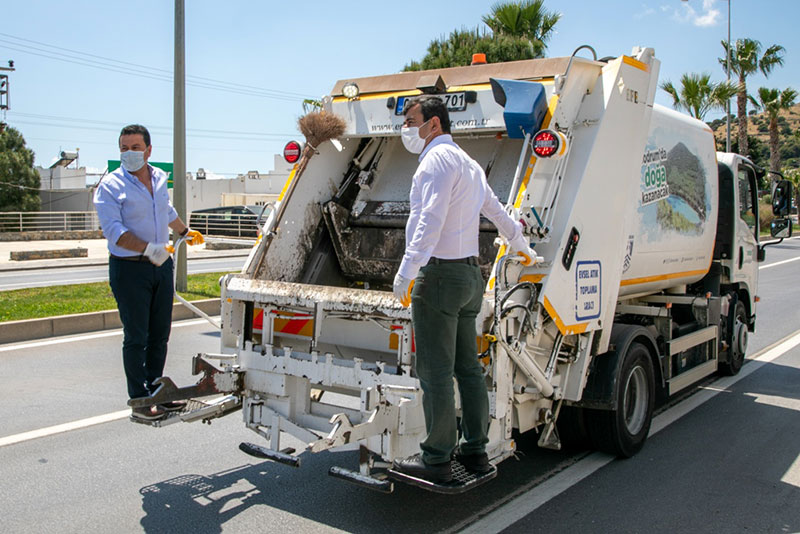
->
[1, 239, 799, 533]
[0, 256, 249, 290]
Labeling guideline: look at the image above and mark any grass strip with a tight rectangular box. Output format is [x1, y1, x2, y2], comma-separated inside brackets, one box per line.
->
[0, 272, 230, 323]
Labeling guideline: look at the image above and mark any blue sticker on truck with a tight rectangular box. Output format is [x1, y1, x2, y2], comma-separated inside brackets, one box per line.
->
[575, 260, 601, 321]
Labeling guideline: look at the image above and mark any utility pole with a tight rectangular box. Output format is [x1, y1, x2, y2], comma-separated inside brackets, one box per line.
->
[0, 60, 15, 128]
[725, 0, 731, 153]
[174, 0, 187, 292]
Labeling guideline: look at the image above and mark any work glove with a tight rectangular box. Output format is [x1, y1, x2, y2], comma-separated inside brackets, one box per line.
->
[393, 273, 415, 308]
[509, 234, 537, 267]
[143, 242, 170, 267]
[184, 228, 204, 246]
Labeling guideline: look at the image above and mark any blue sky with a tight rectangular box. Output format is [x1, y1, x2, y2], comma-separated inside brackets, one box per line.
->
[2, 0, 797, 179]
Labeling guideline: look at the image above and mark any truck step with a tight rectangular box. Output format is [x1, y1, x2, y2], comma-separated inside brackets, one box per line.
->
[329, 466, 394, 493]
[388, 461, 497, 494]
[239, 442, 301, 467]
[129, 395, 241, 428]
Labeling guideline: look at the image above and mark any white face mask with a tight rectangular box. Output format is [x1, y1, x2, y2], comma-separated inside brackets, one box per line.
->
[401, 119, 432, 154]
[120, 150, 146, 173]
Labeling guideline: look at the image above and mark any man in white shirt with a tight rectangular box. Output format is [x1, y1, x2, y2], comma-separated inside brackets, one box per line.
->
[392, 96, 534, 483]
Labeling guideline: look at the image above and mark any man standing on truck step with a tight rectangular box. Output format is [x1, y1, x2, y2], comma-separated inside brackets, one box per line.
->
[392, 97, 535, 483]
[93, 124, 204, 422]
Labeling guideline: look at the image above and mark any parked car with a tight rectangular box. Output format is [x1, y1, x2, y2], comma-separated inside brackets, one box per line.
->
[189, 205, 271, 238]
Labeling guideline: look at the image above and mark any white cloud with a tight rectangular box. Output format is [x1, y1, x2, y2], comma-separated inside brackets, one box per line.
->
[634, 4, 656, 19]
[672, 0, 723, 27]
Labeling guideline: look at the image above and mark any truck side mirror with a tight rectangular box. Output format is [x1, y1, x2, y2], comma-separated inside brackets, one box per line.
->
[772, 180, 793, 217]
[770, 217, 793, 239]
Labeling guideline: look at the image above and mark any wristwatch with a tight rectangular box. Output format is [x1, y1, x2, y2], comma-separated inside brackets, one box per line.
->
[180, 227, 189, 237]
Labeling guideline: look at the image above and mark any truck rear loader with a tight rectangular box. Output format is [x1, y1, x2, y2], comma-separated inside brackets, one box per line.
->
[132, 45, 794, 493]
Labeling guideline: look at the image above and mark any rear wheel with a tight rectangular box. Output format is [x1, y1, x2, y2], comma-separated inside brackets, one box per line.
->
[719, 301, 747, 376]
[587, 342, 655, 458]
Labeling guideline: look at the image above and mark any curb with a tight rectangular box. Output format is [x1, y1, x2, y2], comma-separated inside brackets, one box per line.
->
[0, 298, 220, 345]
[0, 251, 251, 273]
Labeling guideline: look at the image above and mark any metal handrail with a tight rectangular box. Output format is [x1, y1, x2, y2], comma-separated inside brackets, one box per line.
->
[0, 211, 100, 232]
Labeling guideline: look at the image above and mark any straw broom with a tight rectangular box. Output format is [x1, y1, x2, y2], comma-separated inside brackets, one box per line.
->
[245, 111, 346, 277]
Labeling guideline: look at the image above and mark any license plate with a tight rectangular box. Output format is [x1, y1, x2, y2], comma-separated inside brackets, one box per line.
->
[394, 92, 468, 115]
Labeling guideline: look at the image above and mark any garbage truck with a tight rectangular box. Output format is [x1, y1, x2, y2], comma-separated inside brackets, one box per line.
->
[132, 45, 794, 493]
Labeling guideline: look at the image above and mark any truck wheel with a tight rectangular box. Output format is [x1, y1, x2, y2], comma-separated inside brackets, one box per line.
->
[587, 342, 655, 458]
[719, 301, 747, 376]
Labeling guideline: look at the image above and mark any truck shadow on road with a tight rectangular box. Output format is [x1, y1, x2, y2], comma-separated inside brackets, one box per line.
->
[137, 361, 800, 534]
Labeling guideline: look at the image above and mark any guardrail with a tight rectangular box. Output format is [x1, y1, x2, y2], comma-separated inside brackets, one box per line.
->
[0, 211, 101, 233]
[188, 213, 260, 238]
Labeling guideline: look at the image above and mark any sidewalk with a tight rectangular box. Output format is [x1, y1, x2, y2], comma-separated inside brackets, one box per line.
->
[0, 237, 253, 272]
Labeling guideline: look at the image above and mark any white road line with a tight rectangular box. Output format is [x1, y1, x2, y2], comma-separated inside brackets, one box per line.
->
[461, 330, 800, 534]
[759, 255, 800, 270]
[0, 318, 211, 353]
[0, 410, 131, 447]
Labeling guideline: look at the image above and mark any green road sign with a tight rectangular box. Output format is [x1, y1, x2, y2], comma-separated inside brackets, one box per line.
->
[107, 160, 174, 189]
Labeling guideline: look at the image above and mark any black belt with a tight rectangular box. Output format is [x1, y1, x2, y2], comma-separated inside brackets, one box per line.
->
[427, 256, 479, 266]
[110, 254, 150, 263]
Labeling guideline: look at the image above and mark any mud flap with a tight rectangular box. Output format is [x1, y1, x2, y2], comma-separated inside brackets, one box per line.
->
[388, 461, 497, 494]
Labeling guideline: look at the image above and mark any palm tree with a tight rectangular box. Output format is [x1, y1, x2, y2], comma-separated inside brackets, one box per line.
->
[719, 38, 785, 156]
[660, 73, 738, 121]
[751, 87, 798, 173]
[482, 0, 561, 58]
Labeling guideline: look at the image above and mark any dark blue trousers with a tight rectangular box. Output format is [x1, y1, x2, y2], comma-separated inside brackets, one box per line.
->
[109, 257, 174, 399]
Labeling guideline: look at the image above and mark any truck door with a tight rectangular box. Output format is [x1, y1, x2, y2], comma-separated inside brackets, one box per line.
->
[733, 162, 759, 295]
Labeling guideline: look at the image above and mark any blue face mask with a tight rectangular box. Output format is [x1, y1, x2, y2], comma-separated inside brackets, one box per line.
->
[120, 150, 146, 172]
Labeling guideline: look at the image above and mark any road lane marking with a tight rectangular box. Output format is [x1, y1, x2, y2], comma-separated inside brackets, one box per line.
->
[0, 318, 211, 353]
[0, 410, 131, 447]
[760, 255, 800, 270]
[460, 329, 800, 534]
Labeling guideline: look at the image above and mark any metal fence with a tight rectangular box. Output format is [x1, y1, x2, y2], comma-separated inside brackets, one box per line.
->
[188, 212, 261, 238]
[0, 211, 101, 232]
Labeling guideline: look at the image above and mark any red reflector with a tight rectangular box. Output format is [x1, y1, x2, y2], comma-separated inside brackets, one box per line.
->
[283, 141, 302, 164]
[533, 130, 559, 158]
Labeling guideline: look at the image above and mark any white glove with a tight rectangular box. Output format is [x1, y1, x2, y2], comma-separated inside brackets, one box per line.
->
[143, 242, 170, 266]
[393, 273, 415, 308]
[509, 234, 536, 267]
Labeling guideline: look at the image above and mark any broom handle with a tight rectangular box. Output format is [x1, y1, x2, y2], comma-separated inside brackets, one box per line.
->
[246, 144, 315, 277]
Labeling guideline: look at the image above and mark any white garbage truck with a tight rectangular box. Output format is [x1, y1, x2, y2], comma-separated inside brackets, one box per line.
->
[133, 45, 794, 493]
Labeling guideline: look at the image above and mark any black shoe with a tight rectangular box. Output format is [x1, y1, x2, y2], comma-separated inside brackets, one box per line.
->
[131, 405, 167, 421]
[159, 400, 187, 412]
[455, 451, 491, 474]
[393, 454, 452, 483]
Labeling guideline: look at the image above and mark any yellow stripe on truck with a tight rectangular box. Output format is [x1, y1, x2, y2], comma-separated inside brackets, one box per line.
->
[543, 295, 589, 336]
[620, 268, 709, 287]
[622, 55, 649, 72]
[277, 165, 298, 202]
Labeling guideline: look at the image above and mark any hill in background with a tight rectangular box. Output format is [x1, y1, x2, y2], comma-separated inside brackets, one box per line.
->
[708, 103, 800, 170]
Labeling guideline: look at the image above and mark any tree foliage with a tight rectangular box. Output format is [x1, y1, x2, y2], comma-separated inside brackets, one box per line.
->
[0, 126, 40, 212]
[751, 87, 798, 172]
[405, 29, 541, 71]
[404, 0, 560, 71]
[719, 38, 785, 156]
[660, 73, 737, 120]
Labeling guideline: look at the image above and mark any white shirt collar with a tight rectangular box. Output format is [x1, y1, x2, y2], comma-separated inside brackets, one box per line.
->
[419, 134, 454, 162]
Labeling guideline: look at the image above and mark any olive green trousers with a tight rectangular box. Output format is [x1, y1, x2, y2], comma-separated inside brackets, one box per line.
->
[411, 262, 489, 465]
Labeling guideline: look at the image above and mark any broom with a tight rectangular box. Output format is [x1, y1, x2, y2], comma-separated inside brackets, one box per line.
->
[245, 111, 347, 277]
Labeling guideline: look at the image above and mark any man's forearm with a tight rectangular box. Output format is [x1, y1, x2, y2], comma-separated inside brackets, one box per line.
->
[116, 231, 148, 253]
[168, 218, 188, 236]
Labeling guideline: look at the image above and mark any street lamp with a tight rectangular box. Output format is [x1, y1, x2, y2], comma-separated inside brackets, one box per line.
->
[682, 0, 731, 152]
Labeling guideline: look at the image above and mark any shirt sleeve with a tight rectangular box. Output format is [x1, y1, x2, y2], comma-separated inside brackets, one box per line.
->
[480, 178, 522, 244]
[397, 151, 456, 280]
[93, 179, 129, 246]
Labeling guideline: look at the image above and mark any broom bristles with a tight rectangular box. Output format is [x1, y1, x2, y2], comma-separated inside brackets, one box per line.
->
[298, 112, 346, 148]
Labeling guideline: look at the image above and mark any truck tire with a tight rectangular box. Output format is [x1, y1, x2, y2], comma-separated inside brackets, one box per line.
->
[719, 301, 747, 376]
[587, 342, 655, 458]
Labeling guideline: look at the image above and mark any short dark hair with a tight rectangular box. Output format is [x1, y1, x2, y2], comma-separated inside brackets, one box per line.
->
[119, 124, 151, 147]
[404, 96, 451, 134]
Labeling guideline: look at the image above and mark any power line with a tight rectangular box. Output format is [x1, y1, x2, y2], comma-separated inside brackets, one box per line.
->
[0, 34, 318, 102]
[0, 32, 314, 99]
